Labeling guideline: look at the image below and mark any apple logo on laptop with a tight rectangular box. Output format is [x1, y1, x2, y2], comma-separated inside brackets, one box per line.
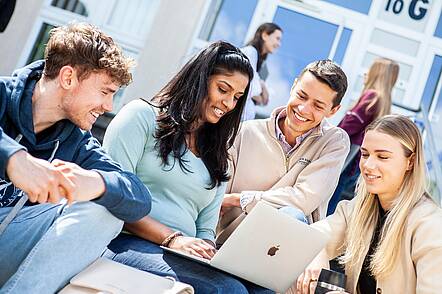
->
[267, 245, 280, 256]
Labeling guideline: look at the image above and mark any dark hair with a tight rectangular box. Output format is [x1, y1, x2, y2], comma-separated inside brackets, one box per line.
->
[247, 22, 282, 72]
[299, 59, 348, 107]
[150, 41, 253, 188]
[44, 23, 134, 85]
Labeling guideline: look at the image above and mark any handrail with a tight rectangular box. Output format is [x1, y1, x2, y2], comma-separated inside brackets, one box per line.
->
[420, 105, 442, 203]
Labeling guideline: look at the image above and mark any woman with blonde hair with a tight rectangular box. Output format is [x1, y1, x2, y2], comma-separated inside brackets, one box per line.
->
[297, 114, 442, 294]
[327, 58, 400, 214]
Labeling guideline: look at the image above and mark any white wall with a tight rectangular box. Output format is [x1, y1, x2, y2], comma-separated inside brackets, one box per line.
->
[0, 0, 45, 75]
[121, 0, 206, 105]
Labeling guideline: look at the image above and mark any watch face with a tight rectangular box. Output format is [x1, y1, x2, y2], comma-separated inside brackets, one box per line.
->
[267, 244, 280, 256]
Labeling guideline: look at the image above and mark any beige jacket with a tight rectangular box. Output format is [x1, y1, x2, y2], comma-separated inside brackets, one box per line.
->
[311, 196, 442, 294]
[217, 107, 350, 243]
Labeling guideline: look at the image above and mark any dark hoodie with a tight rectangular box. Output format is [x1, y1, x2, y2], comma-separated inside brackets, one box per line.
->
[0, 60, 151, 222]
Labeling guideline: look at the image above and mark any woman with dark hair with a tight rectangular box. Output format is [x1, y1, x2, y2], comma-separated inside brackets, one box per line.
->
[103, 41, 272, 293]
[242, 22, 282, 120]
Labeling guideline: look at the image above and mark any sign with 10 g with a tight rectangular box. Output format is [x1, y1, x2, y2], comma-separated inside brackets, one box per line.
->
[378, 0, 433, 32]
[385, 0, 430, 21]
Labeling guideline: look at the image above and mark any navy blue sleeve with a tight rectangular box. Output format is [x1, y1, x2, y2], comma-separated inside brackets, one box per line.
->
[0, 127, 26, 179]
[0, 80, 27, 179]
[74, 132, 151, 222]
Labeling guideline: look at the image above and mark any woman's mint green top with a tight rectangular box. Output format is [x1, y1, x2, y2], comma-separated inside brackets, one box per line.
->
[103, 100, 226, 241]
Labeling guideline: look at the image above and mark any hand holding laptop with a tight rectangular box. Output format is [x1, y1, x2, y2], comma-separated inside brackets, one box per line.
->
[296, 249, 329, 294]
[168, 236, 217, 260]
[164, 202, 328, 293]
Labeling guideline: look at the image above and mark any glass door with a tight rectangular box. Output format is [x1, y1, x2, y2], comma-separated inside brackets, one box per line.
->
[191, 0, 365, 118]
[419, 51, 442, 201]
[258, 4, 357, 117]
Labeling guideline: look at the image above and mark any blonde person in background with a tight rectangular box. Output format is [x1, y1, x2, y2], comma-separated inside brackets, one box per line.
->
[327, 58, 399, 215]
[241, 22, 282, 120]
[296, 115, 442, 294]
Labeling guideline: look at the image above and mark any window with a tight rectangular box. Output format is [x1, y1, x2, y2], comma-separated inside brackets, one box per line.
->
[435, 12, 442, 38]
[370, 29, 420, 57]
[259, 7, 353, 115]
[23, 0, 159, 113]
[51, 0, 88, 16]
[351, 52, 411, 105]
[27, 23, 55, 63]
[199, 0, 258, 47]
[321, 0, 372, 15]
[422, 55, 442, 111]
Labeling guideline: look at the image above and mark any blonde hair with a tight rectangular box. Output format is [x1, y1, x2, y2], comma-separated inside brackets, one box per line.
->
[339, 115, 429, 279]
[361, 58, 399, 119]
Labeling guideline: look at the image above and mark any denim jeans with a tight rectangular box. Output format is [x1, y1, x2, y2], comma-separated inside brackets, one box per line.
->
[327, 169, 360, 216]
[0, 201, 123, 294]
[278, 206, 308, 223]
[105, 234, 275, 294]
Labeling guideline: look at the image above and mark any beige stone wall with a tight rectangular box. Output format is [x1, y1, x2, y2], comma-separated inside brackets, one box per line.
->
[121, 0, 206, 105]
[0, 0, 45, 75]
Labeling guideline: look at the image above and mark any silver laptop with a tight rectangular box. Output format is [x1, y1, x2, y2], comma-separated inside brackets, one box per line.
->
[162, 202, 328, 293]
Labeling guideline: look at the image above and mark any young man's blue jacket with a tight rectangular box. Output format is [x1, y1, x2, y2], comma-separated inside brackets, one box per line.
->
[0, 60, 151, 222]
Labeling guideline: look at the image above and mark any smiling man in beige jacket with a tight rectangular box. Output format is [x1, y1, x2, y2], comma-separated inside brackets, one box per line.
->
[217, 60, 350, 245]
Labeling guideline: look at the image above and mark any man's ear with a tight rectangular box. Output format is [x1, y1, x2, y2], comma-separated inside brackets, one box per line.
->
[58, 66, 78, 90]
[326, 104, 341, 118]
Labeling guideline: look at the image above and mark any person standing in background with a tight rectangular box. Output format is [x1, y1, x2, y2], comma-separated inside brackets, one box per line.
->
[241, 22, 282, 121]
[327, 57, 399, 215]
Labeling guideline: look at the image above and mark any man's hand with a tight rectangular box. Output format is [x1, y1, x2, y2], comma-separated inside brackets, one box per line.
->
[168, 236, 216, 260]
[220, 193, 241, 217]
[51, 159, 105, 202]
[6, 151, 75, 204]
